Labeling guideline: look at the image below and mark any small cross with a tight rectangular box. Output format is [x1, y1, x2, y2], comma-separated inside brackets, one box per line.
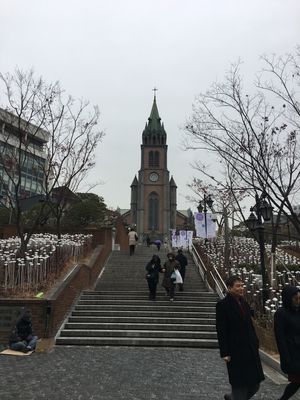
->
[152, 87, 158, 97]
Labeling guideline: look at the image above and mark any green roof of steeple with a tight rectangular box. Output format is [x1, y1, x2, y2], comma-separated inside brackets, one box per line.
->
[149, 96, 160, 119]
[147, 96, 161, 131]
[142, 94, 167, 142]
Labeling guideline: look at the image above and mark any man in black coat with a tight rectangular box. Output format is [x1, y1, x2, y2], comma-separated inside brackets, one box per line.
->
[274, 286, 300, 400]
[175, 249, 188, 291]
[216, 275, 264, 400]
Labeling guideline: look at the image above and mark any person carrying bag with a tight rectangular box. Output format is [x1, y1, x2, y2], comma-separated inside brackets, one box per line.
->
[162, 253, 181, 301]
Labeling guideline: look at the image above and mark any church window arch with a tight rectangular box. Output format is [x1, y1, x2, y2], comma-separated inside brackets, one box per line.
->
[154, 151, 159, 167]
[148, 151, 154, 168]
[148, 192, 159, 231]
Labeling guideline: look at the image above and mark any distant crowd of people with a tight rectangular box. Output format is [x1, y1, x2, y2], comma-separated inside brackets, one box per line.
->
[145, 249, 187, 301]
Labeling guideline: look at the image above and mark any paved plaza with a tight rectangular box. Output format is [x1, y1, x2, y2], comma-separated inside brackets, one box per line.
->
[0, 346, 292, 400]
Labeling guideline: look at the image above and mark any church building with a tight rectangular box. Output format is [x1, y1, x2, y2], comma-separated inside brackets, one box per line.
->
[121, 94, 192, 241]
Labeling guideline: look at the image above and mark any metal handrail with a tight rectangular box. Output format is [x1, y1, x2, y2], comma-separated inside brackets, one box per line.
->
[191, 243, 227, 299]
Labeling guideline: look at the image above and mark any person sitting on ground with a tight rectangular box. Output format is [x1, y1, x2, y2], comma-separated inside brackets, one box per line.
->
[9, 309, 38, 353]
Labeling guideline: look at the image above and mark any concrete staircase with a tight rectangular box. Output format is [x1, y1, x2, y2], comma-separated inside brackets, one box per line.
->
[56, 246, 219, 347]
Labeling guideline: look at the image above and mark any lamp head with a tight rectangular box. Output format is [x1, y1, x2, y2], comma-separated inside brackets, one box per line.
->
[197, 201, 203, 213]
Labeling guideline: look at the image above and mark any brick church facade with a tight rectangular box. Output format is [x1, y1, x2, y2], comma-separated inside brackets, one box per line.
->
[121, 95, 192, 241]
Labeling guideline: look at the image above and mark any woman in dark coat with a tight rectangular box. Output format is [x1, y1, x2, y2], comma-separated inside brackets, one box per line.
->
[274, 286, 300, 400]
[216, 275, 264, 399]
[145, 255, 162, 300]
[162, 253, 180, 301]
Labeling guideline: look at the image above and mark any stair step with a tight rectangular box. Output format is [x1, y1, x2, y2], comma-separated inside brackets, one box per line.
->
[77, 300, 217, 306]
[75, 304, 216, 311]
[68, 316, 216, 324]
[56, 336, 218, 348]
[60, 329, 217, 339]
[64, 322, 216, 331]
[81, 293, 216, 299]
[72, 310, 216, 318]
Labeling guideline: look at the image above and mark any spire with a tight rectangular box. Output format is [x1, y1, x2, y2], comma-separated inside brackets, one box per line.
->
[148, 95, 161, 130]
[170, 176, 177, 188]
[131, 175, 138, 187]
[142, 89, 167, 145]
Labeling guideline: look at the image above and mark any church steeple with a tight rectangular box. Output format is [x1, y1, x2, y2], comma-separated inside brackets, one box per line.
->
[148, 95, 160, 128]
[142, 91, 167, 145]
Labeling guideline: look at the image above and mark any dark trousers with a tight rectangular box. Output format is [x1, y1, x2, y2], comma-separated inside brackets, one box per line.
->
[228, 383, 260, 400]
[129, 245, 135, 256]
[178, 266, 186, 291]
[10, 336, 38, 352]
[179, 266, 186, 281]
[165, 283, 175, 299]
[279, 383, 300, 400]
[147, 280, 157, 299]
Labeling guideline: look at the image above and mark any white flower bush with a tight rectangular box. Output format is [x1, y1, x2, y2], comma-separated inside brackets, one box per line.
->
[0, 234, 93, 295]
[195, 237, 300, 318]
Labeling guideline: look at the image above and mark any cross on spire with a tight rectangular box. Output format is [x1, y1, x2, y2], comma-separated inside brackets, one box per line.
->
[152, 87, 158, 98]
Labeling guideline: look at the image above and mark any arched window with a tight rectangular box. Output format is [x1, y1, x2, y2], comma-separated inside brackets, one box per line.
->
[154, 151, 159, 167]
[148, 192, 159, 230]
[148, 151, 154, 168]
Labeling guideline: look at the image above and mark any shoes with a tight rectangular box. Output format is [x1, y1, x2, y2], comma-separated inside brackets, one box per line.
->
[224, 395, 231, 400]
[170, 298, 174, 302]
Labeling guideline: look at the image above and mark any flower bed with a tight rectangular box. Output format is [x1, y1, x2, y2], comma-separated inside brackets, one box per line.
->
[0, 234, 93, 296]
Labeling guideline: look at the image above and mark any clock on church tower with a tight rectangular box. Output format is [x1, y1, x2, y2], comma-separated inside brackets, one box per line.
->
[149, 172, 159, 182]
[129, 92, 177, 240]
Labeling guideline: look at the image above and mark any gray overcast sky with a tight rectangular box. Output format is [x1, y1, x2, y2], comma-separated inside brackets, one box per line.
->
[1, 0, 300, 211]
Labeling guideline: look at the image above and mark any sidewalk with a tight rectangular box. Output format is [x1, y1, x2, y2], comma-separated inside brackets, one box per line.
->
[0, 347, 288, 400]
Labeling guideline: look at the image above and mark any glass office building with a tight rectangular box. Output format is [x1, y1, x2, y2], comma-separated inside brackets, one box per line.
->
[0, 108, 49, 207]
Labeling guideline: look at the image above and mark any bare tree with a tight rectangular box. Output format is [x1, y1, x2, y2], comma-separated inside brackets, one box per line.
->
[0, 69, 104, 255]
[184, 49, 300, 236]
[187, 163, 248, 231]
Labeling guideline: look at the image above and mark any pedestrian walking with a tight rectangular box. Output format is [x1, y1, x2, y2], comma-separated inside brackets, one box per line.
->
[274, 286, 300, 400]
[145, 255, 162, 300]
[175, 249, 188, 291]
[216, 275, 264, 400]
[154, 239, 161, 251]
[146, 235, 151, 247]
[162, 252, 180, 301]
[128, 228, 138, 256]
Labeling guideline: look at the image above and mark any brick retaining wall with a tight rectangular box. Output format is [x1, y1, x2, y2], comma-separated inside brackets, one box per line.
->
[0, 244, 111, 345]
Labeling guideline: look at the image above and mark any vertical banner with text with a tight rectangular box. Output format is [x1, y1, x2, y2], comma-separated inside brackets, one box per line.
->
[194, 212, 216, 238]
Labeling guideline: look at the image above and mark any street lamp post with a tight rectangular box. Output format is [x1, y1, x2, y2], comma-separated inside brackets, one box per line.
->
[246, 192, 273, 309]
[197, 194, 214, 240]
